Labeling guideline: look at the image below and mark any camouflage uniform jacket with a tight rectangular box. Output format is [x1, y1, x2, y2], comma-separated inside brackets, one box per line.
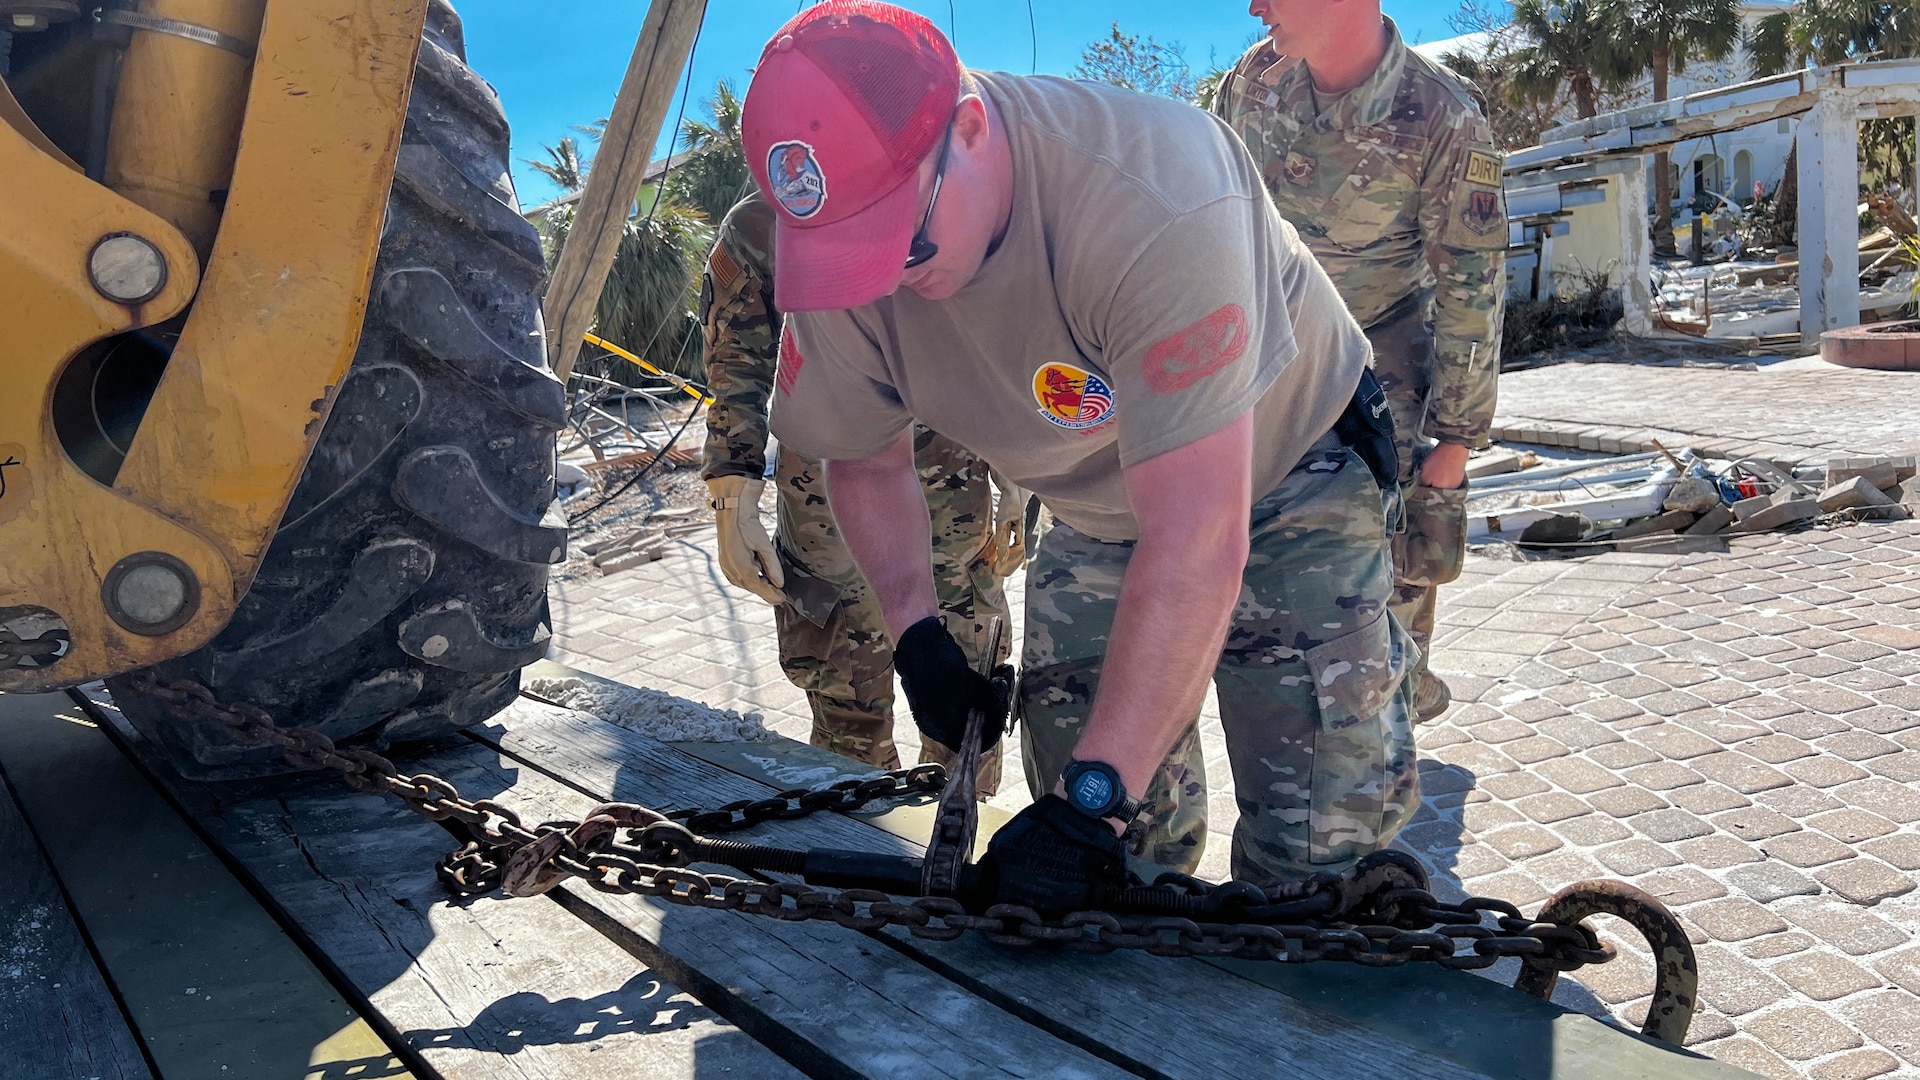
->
[1211, 18, 1505, 448]
[700, 191, 780, 480]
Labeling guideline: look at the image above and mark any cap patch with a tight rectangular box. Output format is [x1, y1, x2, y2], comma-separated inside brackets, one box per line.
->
[768, 141, 828, 219]
[1032, 362, 1115, 430]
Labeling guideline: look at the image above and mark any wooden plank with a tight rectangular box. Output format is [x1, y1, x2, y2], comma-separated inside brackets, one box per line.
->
[0, 692, 410, 1080]
[475, 698, 1504, 1080]
[74, 688, 804, 1080]
[0, 748, 152, 1080]
[462, 702, 1130, 1080]
[523, 659, 1010, 855]
[510, 671, 1763, 1080]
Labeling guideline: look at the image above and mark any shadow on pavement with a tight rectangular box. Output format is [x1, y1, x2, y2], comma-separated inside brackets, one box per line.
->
[1394, 757, 1626, 1030]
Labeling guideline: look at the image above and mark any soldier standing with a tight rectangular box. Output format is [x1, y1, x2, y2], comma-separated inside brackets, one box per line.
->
[1213, 0, 1507, 722]
[700, 187, 1025, 791]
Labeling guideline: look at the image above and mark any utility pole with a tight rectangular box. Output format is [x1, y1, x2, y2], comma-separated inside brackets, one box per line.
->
[542, 0, 711, 382]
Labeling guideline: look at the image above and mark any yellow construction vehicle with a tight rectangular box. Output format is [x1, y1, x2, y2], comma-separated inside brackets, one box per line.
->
[1, 0, 573, 777]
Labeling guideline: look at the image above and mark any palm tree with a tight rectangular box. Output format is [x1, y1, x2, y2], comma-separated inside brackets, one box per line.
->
[1615, 0, 1742, 254]
[525, 136, 588, 193]
[1507, 0, 1636, 120]
[1747, 0, 1920, 245]
[1440, 43, 1562, 149]
[663, 78, 750, 228]
[1749, 0, 1920, 73]
[541, 200, 714, 379]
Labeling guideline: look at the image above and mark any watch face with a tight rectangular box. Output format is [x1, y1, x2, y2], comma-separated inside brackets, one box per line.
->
[1070, 767, 1115, 813]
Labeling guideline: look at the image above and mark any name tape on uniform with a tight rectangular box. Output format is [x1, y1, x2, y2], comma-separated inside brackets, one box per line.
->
[1464, 151, 1502, 187]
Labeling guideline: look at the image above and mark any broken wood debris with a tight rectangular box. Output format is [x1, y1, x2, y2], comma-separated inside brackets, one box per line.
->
[580, 515, 710, 573]
[1470, 448, 1917, 552]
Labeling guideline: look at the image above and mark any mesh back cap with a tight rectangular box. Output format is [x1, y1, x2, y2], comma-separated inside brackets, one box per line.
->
[743, 0, 961, 311]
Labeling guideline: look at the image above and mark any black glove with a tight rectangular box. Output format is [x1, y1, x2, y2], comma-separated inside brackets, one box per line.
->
[894, 616, 1006, 752]
[977, 794, 1130, 916]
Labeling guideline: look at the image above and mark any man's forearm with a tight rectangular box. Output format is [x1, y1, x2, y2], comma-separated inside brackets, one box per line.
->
[824, 432, 940, 642]
[1068, 412, 1254, 802]
[1070, 529, 1247, 800]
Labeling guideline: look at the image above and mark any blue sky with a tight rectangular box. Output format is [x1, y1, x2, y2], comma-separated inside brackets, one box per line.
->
[459, 1, 1465, 208]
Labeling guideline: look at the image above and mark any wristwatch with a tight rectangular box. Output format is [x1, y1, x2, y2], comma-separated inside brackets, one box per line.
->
[1061, 759, 1140, 825]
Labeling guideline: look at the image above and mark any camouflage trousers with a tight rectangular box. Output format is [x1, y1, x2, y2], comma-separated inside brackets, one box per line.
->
[772, 425, 1009, 793]
[1018, 434, 1420, 885]
[1383, 390, 1469, 678]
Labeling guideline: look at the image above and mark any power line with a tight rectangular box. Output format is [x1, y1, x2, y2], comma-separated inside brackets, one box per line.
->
[1026, 0, 1036, 72]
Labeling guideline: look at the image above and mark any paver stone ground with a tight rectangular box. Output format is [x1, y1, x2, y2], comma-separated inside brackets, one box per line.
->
[548, 360, 1920, 1076]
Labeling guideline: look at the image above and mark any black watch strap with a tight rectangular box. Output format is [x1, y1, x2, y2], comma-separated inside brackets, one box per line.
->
[1061, 759, 1140, 825]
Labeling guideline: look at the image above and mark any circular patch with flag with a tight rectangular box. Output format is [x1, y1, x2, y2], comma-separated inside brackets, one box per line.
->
[1032, 362, 1115, 430]
[767, 141, 826, 218]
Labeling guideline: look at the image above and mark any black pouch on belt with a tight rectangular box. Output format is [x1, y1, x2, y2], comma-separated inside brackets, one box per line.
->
[1333, 366, 1398, 496]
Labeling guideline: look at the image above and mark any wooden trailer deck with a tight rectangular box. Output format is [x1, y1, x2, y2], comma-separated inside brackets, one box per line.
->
[0, 664, 1762, 1080]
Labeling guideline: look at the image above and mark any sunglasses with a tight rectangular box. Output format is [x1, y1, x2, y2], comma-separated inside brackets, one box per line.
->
[904, 123, 954, 270]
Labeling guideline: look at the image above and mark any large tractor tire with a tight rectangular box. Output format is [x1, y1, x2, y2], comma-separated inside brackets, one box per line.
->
[109, 0, 568, 780]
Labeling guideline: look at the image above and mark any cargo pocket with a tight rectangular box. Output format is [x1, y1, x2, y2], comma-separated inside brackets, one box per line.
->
[774, 600, 844, 694]
[1393, 481, 1468, 588]
[1302, 612, 1417, 865]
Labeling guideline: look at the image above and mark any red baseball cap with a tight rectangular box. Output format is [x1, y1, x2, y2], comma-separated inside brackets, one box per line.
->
[743, 0, 960, 311]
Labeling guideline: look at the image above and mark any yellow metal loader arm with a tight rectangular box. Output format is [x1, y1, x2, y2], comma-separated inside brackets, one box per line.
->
[0, 0, 430, 692]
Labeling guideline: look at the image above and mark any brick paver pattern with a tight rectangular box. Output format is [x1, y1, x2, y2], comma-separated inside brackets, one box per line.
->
[550, 489, 1920, 1079]
[1491, 362, 1920, 469]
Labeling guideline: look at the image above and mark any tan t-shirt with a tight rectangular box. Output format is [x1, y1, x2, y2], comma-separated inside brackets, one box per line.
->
[770, 72, 1370, 541]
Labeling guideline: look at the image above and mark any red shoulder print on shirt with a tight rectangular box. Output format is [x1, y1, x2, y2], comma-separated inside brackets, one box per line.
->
[1142, 304, 1249, 394]
[776, 331, 805, 396]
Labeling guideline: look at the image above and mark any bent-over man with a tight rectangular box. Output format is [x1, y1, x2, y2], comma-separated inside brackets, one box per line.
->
[700, 187, 1023, 791]
[742, 0, 1418, 904]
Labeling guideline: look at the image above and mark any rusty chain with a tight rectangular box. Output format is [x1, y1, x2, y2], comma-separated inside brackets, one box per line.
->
[1, 627, 70, 668]
[669, 765, 949, 834]
[123, 671, 1686, 1007]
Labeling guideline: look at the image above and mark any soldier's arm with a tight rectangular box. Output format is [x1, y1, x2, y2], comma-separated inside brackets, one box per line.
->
[699, 233, 778, 481]
[1416, 115, 1507, 450]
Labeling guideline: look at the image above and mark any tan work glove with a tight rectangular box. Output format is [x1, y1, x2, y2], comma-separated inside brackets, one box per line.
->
[707, 475, 785, 604]
[985, 475, 1030, 578]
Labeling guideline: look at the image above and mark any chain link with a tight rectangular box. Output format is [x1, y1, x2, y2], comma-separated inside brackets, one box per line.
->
[122, 671, 1618, 973]
[1, 627, 71, 668]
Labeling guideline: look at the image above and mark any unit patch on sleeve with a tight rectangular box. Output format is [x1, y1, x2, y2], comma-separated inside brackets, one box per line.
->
[1032, 363, 1115, 430]
[1462, 188, 1503, 235]
[1143, 304, 1250, 394]
[1464, 150, 1503, 187]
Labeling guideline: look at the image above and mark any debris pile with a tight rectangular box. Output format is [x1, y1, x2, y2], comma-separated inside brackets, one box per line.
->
[1650, 229, 1918, 345]
[1469, 448, 1915, 555]
[577, 506, 705, 573]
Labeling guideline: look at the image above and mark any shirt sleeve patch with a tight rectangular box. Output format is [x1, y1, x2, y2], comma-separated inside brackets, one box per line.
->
[708, 244, 744, 293]
[1464, 150, 1503, 187]
[1461, 188, 1505, 236]
[776, 330, 805, 396]
[1143, 304, 1251, 394]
